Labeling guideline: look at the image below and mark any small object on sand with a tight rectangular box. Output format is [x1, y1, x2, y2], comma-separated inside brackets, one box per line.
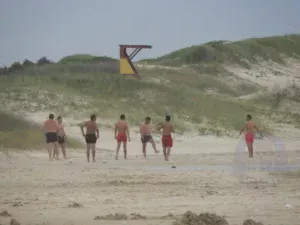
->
[69, 159, 73, 163]
[10, 218, 21, 225]
[171, 165, 176, 169]
[0, 210, 11, 217]
[243, 218, 264, 225]
[284, 204, 293, 208]
[102, 160, 107, 163]
[68, 202, 83, 208]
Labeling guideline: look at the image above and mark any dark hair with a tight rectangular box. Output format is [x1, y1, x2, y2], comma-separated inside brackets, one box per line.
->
[49, 113, 54, 119]
[57, 116, 62, 120]
[166, 115, 171, 121]
[90, 114, 96, 120]
[247, 114, 252, 120]
[146, 116, 151, 121]
[120, 114, 125, 120]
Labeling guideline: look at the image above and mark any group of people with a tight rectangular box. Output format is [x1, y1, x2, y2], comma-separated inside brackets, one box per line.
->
[42, 112, 261, 162]
[42, 113, 175, 162]
[42, 114, 67, 161]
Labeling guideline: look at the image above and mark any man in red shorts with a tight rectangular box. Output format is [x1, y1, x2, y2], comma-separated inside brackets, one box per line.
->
[114, 114, 130, 160]
[239, 114, 262, 158]
[157, 115, 174, 161]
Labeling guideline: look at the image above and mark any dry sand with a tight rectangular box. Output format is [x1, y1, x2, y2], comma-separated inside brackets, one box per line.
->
[1, 115, 300, 225]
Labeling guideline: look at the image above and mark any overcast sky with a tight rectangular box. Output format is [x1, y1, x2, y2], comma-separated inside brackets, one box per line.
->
[0, 0, 299, 65]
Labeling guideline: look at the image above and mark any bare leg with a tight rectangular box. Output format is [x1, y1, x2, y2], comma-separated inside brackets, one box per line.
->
[52, 143, 56, 159]
[150, 139, 159, 153]
[249, 143, 254, 158]
[86, 144, 91, 162]
[47, 143, 52, 161]
[246, 143, 253, 158]
[60, 143, 67, 159]
[163, 147, 167, 161]
[53, 142, 59, 160]
[115, 142, 121, 160]
[166, 147, 171, 160]
[91, 144, 96, 162]
[123, 142, 127, 159]
[142, 143, 147, 159]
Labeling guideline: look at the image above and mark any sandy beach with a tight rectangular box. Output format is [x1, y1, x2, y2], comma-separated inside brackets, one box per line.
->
[1, 126, 300, 225]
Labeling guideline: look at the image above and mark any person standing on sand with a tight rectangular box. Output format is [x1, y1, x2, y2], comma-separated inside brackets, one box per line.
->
[42, 113, 59, 161]
[157, 115, 175, 161]
[80, 114, 99, 162]
[55, 116, 67, 159]
[115, 114, 130, 160]
[140, 117, 159, 159]
[239, 114, 263, 158]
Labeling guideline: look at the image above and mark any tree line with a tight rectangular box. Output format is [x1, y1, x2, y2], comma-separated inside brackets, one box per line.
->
[0, 57, 52, 75]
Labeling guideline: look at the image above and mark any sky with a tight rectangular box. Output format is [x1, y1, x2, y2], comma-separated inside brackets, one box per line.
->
[0, 0, 300, 66]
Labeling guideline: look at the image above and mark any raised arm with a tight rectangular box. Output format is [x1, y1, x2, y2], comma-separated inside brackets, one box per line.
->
[171, 124, 175, 133]
[254, 124, 263, 137]
[157, 123, 163, 131]
[80, 122, 85, 136]
[126, 123, 130, 141]
[239, 124, 246, 135]
[96, 123, 99, 138]
[139, 124, 143, 135]
[114, 123, 118, 140]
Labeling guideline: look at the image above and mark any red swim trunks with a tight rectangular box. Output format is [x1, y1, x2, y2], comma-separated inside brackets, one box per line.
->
[245, 132, 254, 144]
[162, 135, 173, 147]
[117, 133, 127, 143]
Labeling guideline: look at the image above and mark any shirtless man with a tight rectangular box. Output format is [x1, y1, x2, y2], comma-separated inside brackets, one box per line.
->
[80, 114, 99, 162]
[55, 116, 67, 159]
[42, 113, 59, 161]
[157, 115, 174, 161]
[239, 114, 262, 158]
[115, 114, 130, 160]
[140, 117, 159, 159]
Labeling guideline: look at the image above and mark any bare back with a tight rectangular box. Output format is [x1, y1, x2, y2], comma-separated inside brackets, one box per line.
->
[245, 121, 255, 133]
[85, 121, 98, 134]
[162, 122, 174, 135]
[115, 121, 128, 134]
[44, 120, 59, 133]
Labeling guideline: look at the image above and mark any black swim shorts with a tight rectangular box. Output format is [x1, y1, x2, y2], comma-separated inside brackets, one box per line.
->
[57, 136, 65, 144]
[85, 134, 97, 144]
[141, 134, 153, 143]
[46, 132, 58, 143]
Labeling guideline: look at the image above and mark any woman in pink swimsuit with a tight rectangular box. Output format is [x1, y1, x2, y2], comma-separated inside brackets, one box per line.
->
[239, 114, 262, 158]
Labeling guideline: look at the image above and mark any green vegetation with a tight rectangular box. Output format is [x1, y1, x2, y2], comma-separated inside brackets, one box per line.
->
[1, 34, 300, 137]
[58, 54, 118, 64]
[0, 111, 83, 150]
[140, 34, 300, 67]
[0, 67, 269, 136]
